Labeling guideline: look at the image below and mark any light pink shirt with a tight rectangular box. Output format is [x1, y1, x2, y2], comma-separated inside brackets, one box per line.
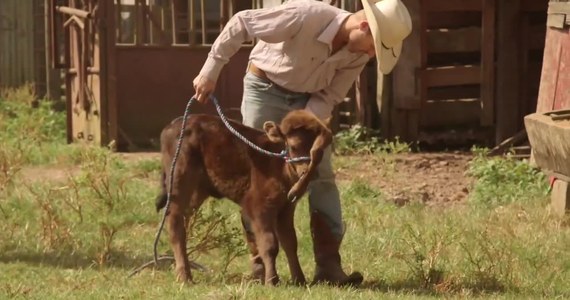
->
[198, 0, 370, 119]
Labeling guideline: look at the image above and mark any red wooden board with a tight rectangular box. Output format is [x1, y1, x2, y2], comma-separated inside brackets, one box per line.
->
[536, 26, 570, 113]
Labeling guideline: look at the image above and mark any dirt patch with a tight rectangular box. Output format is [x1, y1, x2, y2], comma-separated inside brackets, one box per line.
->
[335, 152, 474, 207]
[19, 151, 474, 207]
[114, 152, 160, 163]
[19, 165, 79, 183]
[19, 152, 161, 183]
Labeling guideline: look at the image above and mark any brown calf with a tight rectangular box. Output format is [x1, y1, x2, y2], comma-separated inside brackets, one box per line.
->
[155, 109, 332, 285]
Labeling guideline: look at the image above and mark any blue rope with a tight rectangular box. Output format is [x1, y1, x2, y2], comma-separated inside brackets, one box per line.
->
[210, 95, 288, 159]
[153, 95, 310, 267]
[210, 95, 310, 163]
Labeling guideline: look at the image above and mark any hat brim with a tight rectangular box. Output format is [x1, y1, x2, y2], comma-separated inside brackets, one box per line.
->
[362, 0, 402, 75]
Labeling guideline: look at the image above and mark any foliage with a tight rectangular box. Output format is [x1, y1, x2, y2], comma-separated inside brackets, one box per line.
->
[0, 84, 68, 166]
[465, 147, 549, 207]
[333, 124, 410, 155]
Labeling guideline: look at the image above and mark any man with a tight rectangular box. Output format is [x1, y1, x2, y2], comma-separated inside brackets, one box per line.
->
[193, 0, 412, 286]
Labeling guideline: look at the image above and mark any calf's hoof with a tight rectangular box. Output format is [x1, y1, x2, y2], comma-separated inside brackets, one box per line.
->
[291, 276, 307, 286]
[175, 267, 193, 284]
[265, 275, 280, 286]
[312, 271, 363, 287]
[251, 262, 265, 283]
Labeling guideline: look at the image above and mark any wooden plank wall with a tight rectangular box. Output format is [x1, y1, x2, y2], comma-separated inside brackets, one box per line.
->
[421, 0, 492, 135]
[0, 0, 36, 88]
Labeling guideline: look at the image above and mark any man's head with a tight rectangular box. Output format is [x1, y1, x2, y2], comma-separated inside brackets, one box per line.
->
[345, 0, 412, 74]
[345, 10, 376, 57]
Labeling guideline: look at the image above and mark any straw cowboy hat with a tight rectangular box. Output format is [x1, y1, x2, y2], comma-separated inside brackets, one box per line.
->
[361, 0, 413, 74]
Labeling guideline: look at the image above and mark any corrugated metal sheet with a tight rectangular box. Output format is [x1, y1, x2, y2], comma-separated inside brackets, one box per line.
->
[0, 0, 38, 88]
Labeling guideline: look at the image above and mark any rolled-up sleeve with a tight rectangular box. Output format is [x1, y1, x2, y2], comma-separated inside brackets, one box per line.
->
[305, 57, 369, 120]
[199, 6, 303, 82]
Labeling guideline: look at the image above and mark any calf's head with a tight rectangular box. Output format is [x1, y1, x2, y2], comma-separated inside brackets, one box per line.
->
[263, 110, 333, 201]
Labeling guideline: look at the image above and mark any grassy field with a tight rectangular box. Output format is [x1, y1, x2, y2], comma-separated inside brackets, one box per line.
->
[1, 86, 569, 299]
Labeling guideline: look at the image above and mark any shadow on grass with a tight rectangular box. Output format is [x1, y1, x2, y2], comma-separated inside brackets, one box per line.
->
[357, 277, 532, 297]
[4, 251, 563, 298]
[0, 249, 174, 271]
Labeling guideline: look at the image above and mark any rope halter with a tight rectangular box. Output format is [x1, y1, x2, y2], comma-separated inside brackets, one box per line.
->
[208, 95, 312, 164]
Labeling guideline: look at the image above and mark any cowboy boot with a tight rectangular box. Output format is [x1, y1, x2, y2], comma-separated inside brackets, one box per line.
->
[241, 214, 265, 282]
[310, 210, 363, 286]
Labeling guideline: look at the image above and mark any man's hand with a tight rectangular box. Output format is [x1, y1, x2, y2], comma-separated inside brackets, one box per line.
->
[192, 75, 216, 103]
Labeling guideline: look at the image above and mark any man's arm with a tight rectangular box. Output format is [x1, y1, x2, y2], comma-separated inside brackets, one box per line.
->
[305, 56, 369, 120]
[199, 5, 303, 83]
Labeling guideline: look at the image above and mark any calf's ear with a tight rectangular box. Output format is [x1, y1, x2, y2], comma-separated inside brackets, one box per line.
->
[287, 127, 333, 201]
[323, 116, 332, 129]
[263, 121, 284, 143]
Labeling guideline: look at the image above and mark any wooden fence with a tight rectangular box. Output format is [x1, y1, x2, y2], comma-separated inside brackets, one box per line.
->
[376, 0, 549, 147]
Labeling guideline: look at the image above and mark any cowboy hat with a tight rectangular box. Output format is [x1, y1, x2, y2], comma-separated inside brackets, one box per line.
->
[361, 0, 412, 74]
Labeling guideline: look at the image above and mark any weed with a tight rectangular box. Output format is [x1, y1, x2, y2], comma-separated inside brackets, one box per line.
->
[0, 146, 24, 217]
[185, 201, 248, 279]
[129, 158, 162, 178]
[392, 220, 456, 290]
[459, 228, 512, 292]
[344, 178, 382, 199]
[24, 184, 75, 252]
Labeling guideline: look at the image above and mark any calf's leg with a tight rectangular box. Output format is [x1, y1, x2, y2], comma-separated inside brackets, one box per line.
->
[165, 160, 208, 283]
[167, 198, 192, 283]
[240, 212, 265, 282]
[251, 214, 280, 286]
[276, 204, 306, 285]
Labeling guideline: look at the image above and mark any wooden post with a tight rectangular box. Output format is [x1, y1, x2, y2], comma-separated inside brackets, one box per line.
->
[100, 0, 118, 147]
[389, 0, 422, 141]
[44, 0, 62, 101]
[135, 0, 146, 45]
[495, 0, 521, 144]
[551, 179, 570, 217]
[480, 0, 495, 128]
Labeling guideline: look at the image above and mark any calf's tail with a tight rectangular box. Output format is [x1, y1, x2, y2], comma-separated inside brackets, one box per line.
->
[155, 170, 168, 212]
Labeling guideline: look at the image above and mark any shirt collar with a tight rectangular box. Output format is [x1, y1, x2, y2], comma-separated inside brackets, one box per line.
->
[317, 12, 351, 48]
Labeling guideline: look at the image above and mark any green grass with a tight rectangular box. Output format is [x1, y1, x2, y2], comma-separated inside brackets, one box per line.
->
[1, 86, 570, 299]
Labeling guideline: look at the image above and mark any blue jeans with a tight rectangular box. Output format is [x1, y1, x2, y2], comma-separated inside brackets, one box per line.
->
[240, 72, 344, 239]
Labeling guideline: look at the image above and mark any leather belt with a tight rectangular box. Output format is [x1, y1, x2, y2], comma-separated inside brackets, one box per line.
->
[247, 63, 309, 96]
[247, 63, 270, 81]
